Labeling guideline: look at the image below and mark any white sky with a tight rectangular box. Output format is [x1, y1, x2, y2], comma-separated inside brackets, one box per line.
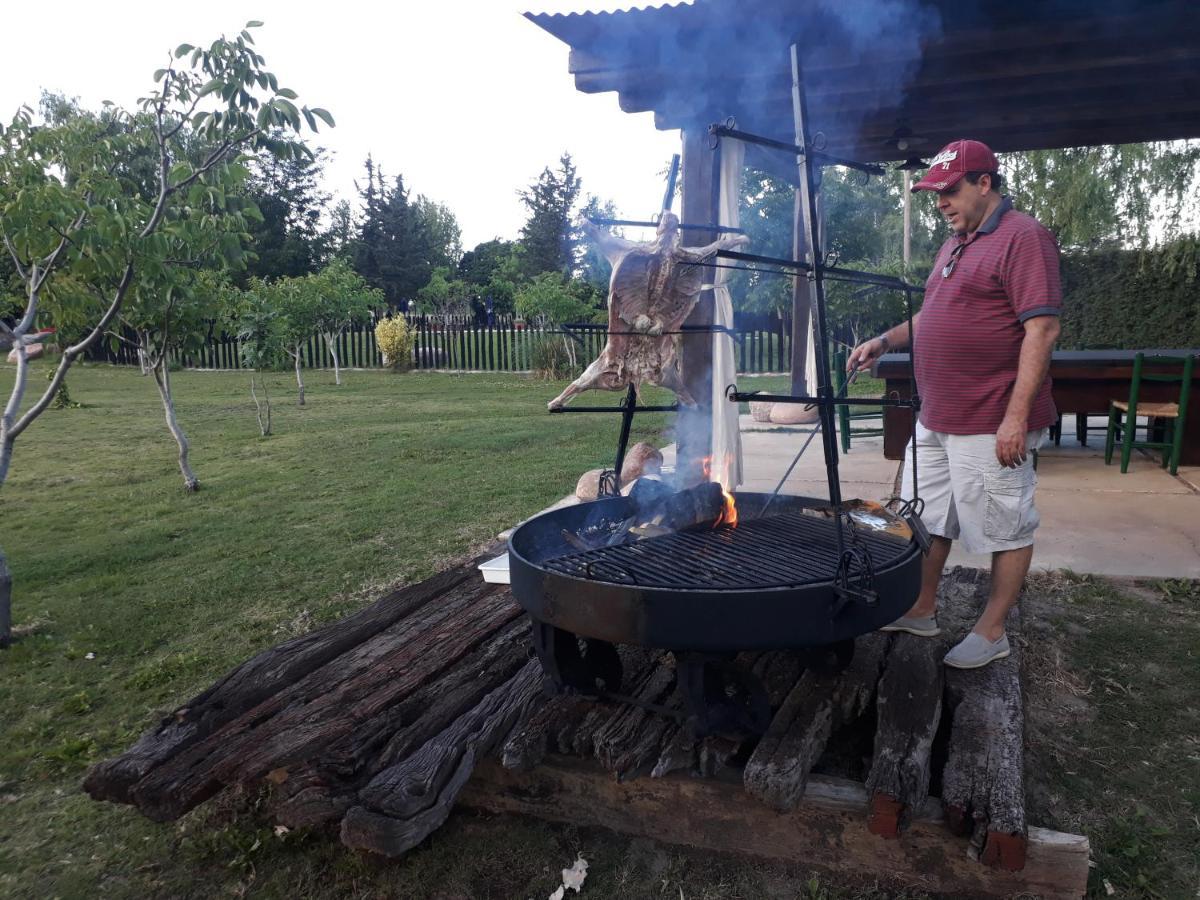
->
[0, 1, 684, 249]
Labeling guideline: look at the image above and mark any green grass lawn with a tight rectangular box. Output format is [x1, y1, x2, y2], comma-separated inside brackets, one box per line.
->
[0, 363, 1195, 899]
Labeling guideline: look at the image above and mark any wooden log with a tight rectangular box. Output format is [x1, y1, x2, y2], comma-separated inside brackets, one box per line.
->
[942, 581, 1028, 871]
[340, 660, 542, 857]
[271, 616, 533, 828]
[501, 694, 590, 772]
[84, 552, 495, 805]
[744, 632, 889, 812]
[461, 756, 1091, 900]
[865, 632, 945, 837]
[112, 581, 520, 821]
[697, 735, 741, 777]
[751, 650, 804, 706]
[645, 651, 798, 782]
[651, 725, 695, 778]
[560, 646, 659, 757]
[592, 657, 677, 777]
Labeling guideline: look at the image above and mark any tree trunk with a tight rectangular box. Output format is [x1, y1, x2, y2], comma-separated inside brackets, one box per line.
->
[325, 333, 342, 385]
[0, 343, 31, 487]
[151, 360, 199, 492]
[138, 348, 150, 375]
[250, 375, 271, 437]
[292, 347, 306, 406]
[0, 548, 11, 649]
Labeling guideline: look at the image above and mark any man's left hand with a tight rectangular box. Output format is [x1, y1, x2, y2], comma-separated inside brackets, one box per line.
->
[995, 415, 1028, 467]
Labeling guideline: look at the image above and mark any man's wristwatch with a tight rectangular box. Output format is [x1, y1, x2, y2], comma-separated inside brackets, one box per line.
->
[876, 334, 891, 353]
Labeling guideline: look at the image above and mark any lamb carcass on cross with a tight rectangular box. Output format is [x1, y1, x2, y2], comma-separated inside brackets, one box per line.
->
[548, 213, 748, 411]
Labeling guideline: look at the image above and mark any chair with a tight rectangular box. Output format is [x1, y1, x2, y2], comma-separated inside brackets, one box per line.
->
[1104, 352, 1194, 475]
[833, 347, 884, 453]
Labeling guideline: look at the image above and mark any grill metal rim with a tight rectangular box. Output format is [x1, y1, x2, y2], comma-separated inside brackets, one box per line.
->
[541, 510, 909, 591]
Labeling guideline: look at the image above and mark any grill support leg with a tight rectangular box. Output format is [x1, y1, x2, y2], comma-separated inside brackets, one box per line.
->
[531, 617, 622, 696]
[675, 652, 772, 738]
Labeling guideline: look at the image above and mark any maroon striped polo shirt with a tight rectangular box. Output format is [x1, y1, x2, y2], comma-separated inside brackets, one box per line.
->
[915, 196, 1061, 434]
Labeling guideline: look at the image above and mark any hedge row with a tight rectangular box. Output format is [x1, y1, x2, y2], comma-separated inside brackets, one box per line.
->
[1059, 236, 1200, 349]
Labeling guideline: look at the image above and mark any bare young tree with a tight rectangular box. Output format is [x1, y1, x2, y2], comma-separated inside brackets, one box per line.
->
[0, 21, 332, 646]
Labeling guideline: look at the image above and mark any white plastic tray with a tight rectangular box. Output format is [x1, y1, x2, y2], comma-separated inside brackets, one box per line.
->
[478, 552, 511, 584]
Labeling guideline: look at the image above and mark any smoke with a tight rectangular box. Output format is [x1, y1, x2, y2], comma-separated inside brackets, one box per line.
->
[546, 0, 943, 154]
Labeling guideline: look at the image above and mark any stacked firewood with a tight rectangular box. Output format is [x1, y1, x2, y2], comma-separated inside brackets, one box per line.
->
[84, 555, 1028, 872]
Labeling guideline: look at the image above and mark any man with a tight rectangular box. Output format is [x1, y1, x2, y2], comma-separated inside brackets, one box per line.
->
[846, 139, 1061, 669]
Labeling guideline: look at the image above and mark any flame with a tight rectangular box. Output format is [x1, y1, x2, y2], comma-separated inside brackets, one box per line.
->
[700, 455, 738, 528]
[719, 488, 738, 528]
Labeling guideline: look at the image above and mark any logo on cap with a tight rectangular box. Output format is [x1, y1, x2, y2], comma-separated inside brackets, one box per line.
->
[929, 149, 958, 170]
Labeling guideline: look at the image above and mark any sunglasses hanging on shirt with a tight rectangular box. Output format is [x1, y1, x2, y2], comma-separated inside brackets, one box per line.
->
[942, 241, 968, 278]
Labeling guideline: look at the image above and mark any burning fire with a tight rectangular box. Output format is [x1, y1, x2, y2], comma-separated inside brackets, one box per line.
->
[702, 455, 739, 528]
[718, 488, 738, 528]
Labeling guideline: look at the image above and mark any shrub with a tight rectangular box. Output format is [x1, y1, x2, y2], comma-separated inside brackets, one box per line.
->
[375, 313, 415, 371]
[530, 335, 581, 380]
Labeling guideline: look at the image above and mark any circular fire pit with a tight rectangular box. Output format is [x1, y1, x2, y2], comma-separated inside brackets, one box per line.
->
[508, 491, 921, 652]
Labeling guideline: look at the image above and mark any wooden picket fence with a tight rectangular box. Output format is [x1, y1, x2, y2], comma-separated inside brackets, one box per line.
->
[89, 313, 799, 374]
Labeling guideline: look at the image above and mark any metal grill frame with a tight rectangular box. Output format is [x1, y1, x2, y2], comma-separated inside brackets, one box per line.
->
[543, 510, 908, 590]
[508, 491, 922, 652]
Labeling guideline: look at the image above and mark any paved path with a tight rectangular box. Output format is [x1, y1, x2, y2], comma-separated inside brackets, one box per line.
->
[657, 414, 1200, 578]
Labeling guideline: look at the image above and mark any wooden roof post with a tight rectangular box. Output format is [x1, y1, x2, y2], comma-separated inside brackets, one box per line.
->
[677, 126, 721, 487]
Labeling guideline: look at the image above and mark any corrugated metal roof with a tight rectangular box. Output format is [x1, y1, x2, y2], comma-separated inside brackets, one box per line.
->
[524, 2, 700, 49]
[523, 0, 1200, 163]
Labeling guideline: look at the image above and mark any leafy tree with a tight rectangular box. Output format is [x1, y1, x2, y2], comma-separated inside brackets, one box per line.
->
[515, 272, 601, 369]
[242, 144, 331, 279]
[113, 269, 241, 489]
[308, 258, 382, 384]
[260, 275, 320, 405]
[236, 286, 287, 435]
[413, 195, 463, 271]
[1002, 142, 1200, 250]
[518, 153, 581, 277]
[458, 239, 522, 316]
[0, 21, 327, 644]
[415, 266, 471, 323]
[457, 239, 512, 286]
[324, 199, 358, 261]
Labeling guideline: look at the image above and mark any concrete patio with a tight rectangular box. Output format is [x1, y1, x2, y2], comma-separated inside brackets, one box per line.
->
[717, 414, 1200, 578]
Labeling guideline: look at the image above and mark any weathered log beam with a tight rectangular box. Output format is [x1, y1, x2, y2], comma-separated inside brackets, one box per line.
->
[865, 632, 945, 837]
[112, 581, 521, 821]
[744, 633, 888, 812]
[593, 658, 676, 777]
[942, 577, 1028, 872]
[271, 616, 533, 828]
[83, 551, 497, 806]
[340, 659, 542, 857]
[561, 646, 659, 758]
[461, 756, 1091, 900]
[500, 693, 591, 772]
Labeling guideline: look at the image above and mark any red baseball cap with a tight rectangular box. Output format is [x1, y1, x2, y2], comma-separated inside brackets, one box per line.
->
[911, 139, 999, 193]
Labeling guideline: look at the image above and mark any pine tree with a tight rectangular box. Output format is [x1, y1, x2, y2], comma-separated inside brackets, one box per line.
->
[518, 153, 581, 277]
[353, 157, 433, 309]
[243, 144, 332, 280]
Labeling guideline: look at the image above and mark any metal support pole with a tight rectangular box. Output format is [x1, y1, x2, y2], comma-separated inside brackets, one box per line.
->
[790, 43, 843, 521]
[613, 383, 639, 490]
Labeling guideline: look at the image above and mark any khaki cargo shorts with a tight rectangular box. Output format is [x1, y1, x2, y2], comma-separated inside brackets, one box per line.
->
[900, 423, 1047, 554]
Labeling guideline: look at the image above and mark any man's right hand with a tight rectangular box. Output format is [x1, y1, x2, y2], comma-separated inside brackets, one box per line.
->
[846, 337, 887, 373]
